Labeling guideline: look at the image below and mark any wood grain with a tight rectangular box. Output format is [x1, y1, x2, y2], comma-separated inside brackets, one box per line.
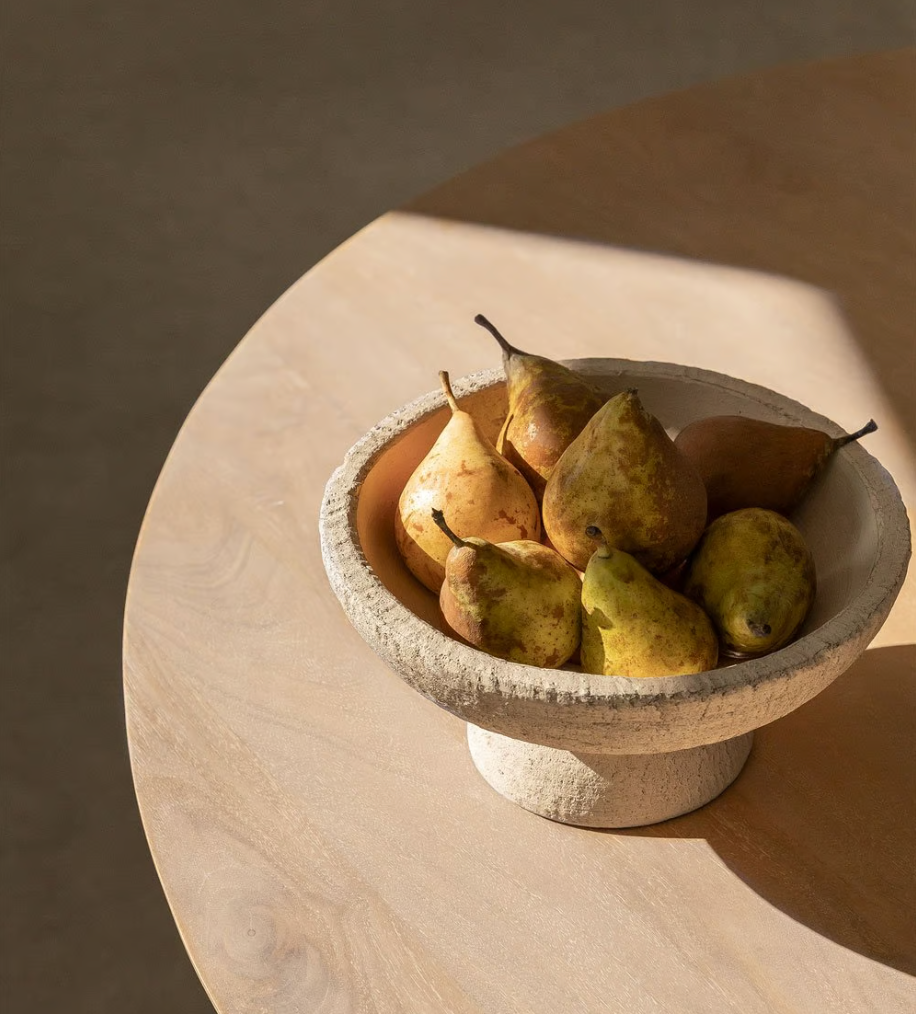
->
[125, 51, 916, 1013]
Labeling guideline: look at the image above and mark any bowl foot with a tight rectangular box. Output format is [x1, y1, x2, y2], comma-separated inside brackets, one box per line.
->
[467, 725, 754, 828]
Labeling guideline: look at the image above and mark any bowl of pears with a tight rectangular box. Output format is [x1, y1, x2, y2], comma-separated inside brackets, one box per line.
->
[320, 315, 910, 827]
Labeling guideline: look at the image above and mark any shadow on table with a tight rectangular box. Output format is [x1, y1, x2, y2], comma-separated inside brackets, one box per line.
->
[612, 644, 916, 977]
[404, 51, 916, 445]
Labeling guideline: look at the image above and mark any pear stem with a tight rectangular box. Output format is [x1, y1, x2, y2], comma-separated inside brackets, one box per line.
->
[438, 371, 461, 414]
[836, 418, 878, 447]
[431, 508, 466, 548]
[585, 525, 611, 559]
[474, 314, 524, 359]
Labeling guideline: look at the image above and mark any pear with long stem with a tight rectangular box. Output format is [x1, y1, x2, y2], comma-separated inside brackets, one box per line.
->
[395, 371, 540, 593]
[475, 313, 606, 500]
[674, 415, 878, 520]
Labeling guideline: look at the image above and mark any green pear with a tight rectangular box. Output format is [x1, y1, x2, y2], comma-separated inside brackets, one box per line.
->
[683, 508, 816, 657]
[432, 509, 581, 668]
[543, 389, 707, 572]
[475, 314, 606, 500]
[395, 371, 541, 593]
[580, 527, 718, 677]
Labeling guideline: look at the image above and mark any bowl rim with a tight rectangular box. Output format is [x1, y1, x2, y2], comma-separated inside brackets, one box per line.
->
[319, 358, 911, 713]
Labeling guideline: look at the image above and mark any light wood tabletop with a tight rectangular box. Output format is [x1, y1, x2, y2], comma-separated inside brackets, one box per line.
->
[124, 50, 916, 1013]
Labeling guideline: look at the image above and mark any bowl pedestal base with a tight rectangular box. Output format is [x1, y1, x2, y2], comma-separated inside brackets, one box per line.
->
[467, 725, 754, 828]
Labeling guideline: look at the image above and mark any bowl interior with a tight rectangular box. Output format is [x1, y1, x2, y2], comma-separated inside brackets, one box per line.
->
[355, 363, 879, 653]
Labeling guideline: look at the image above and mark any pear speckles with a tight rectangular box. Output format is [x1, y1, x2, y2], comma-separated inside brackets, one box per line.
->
[433, 510, 582, 668]
[543, 390, 707, 573]
[683, 509, 816, 657]
[476, 314, 606, 500]
[395, 372, 540, 592]
[580, 529, 718, 677]
[392, 337, 841, 674]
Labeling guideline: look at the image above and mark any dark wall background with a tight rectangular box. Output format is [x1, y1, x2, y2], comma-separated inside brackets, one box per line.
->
[2, 3, 913, 1010]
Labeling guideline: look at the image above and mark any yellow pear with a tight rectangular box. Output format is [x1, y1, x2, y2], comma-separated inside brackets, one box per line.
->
[580, 527, 718, 677]
[543, 389, 707, 572]
[433, 509, 581, 667]
[475, 313, 606, 500]
[395, 372, 540, 592]
[683, 508, 816, 657]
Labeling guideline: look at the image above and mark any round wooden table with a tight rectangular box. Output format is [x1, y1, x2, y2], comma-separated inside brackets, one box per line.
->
[125, 51, 916, 1013]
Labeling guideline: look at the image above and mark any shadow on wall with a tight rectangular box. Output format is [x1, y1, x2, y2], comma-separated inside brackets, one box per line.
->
[405, 49, 916, 445]
[614, 644, 916, 977]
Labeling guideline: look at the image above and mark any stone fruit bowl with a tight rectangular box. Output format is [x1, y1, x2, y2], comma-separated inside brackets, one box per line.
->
[319, 360, 910, 828]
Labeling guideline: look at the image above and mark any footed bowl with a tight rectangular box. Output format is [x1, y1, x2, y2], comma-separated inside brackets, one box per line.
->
[319, 360, 910, 827]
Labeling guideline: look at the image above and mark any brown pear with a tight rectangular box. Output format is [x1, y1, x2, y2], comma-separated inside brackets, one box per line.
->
[395, 372, 541, 593]
[475, 314, 606, 500]
[674, 416, 878, 520]
[543, 389, 707, 573]
[433, 510, 581, 668]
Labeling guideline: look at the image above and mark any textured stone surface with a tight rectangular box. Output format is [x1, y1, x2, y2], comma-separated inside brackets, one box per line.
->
[467, 725, 755, 827]
[320, 360, 911, 762]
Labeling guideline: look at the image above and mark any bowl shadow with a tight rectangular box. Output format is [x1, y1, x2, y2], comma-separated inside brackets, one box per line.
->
[610, 643, 916, 975]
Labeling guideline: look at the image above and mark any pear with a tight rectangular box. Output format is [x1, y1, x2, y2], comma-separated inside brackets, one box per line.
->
[580, 527, 718, 677]
[542, 389, 707, 572]
[474, 314, 606, 499]
[432, 509, 581, 668]
[683, 508, 816, 657]
[395, 372, 541, 593]
[674, 415, 878, 520]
